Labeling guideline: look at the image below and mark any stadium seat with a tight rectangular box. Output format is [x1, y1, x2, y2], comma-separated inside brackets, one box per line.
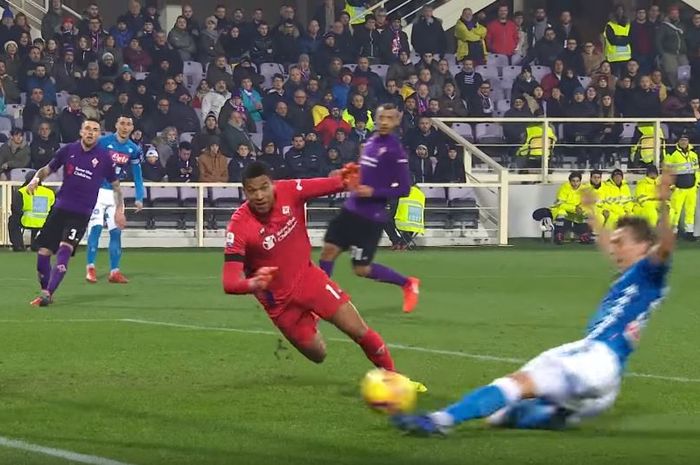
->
[56, 91, 70, 109]
[148, 186, 181, 229]
[501, 87, 512, 101]
[180, 186, 200, 228]
[0, 117, 11, 134]
[371, 64, 389, 81]
[451, 123, 474, 141]
[9, 168, 33, 181]
[511, 53, 525, 65]
[501, 66, 521, 81]
[476, 65, 499, 81]
[19, 92, 26, 105]
[577, 76, 592, 89]
[411, 52, 421, 63]
[45, 170, 63, 183]
[531, 66, 549, 82]
[678, 65, 691, 83]
[449, 63, 462, 77]
[475, 123, 504, 143]
[442, 53, 456, 64]
[122, 186, 147, 228]
[496, 99, 511, 113]
[260, 62, 285, 89]
[180, 132, 195, 143]
[421, 186, 449, 228]
[210, 186, 241, 228]
[134, 72, 149, 80]
[344, 63, 357, 72]
[486, 54, 508, 67]
[620, 123, 636, 144]
[447, 187, 479, 229]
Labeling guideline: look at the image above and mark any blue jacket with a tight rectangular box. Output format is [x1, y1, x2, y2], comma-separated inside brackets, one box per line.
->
[332, 83, 351, 110]
[263, 114, 295, 150]
[26, 76, 57, 104]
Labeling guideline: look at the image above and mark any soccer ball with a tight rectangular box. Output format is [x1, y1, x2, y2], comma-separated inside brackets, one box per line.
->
[361, 368, 417, 414]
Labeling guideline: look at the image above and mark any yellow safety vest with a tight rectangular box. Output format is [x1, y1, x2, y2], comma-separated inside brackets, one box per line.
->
[517, 124, 556, 157]
[632, 124, 666, 164]
[342, 108, 375, 131]
[604, 21, 631, 63]
[18, 185, 55, 228]
[344, 1, 367, 25]
[664, 145, 700, 189]
[394, 186, 425, 234]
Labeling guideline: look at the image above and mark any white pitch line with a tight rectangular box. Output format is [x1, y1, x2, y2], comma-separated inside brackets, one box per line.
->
[0, 436, 137, 465]
[118, 319, 700, 384]
[0, 319, 120, 324]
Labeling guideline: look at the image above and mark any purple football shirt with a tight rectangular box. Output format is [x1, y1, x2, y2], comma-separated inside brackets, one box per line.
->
[48, 142, 117, 215]
[344, 133, 411, 222]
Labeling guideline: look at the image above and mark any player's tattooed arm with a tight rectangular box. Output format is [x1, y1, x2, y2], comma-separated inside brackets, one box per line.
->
[111, 180, 125, 209]
[27, 165, 53, 194]
[651, 169, 675, 263]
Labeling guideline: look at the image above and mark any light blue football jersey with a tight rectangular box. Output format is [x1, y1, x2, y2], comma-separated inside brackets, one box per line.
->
[98, 134, 144, 201]
[586, 256, 670, 367]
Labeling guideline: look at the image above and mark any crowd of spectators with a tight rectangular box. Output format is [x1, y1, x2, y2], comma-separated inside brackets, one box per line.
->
[0, 0, 697, 183]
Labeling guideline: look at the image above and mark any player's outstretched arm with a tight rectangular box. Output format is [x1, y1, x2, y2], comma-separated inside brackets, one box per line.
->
[582, 190, 611, 255]
[650, 169, 675, 264]
[296, 164, 359, 201]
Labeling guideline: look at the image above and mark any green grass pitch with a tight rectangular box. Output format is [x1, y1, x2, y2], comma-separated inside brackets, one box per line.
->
[1, 245, 699, 465]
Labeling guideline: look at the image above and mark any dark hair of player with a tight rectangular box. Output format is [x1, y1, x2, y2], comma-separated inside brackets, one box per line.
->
[82, 117, 101, 127]
[378, 103, 397, 112]
[117, 114, 133, 122]
[242, 161, 272, 185]
[616, 217, 655, 244]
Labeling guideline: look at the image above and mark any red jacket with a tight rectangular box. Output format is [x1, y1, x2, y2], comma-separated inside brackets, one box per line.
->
[486, 20, 519, 56]
[314, 116, 351, 146]
[540, 73, 561, 99]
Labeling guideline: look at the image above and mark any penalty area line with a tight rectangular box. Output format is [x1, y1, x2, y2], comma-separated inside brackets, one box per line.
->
[118, 319, 700, 384]
[0, 436, 137, 465]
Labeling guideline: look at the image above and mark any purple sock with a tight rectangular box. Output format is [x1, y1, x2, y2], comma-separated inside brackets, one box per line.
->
[37, 254, 51, 291]
[319, 260, 335, 277]
[368, 263, 408, 287]
[47, 245, 72, 295]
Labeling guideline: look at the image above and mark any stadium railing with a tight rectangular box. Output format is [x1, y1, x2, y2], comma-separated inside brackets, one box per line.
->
[0, 180, 510, 248]
[432, 117, 697, 184]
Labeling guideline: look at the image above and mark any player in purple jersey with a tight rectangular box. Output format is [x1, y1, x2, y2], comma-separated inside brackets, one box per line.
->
[28, 119, 127, 307]
[319, 104, 421, 313]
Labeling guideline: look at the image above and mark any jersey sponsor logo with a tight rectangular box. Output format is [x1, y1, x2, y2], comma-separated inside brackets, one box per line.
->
[261, 216, 298, 250]
[110, 151, 131, 165]
[72, 166, 95, 180]
[282, 206, 290, 216]
[226, 232, 235, 247]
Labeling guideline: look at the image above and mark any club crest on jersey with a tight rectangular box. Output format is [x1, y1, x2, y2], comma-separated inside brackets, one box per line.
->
[262, 235, 276, 250]
[226, 232, 235, 247]
[91, 158, 99, 167]
[282, 206, 290, 216]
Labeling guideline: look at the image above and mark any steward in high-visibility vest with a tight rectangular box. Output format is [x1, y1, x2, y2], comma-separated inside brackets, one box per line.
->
[516, 123, 557, 159]
[663, 134, 699, 239]
[631, 123, 666, 166]
[18, 184, 55, 228]
[633, 165, 662, 226]
[549, 171, 593, 244]
[603, 13, 631, 63]
[581, 169, 605, 225]
[394, 186, 425, 234]
[8, 173, 55, 251]
[599, 169, 634, 229]
[344, 0, 368, 26]
[342, 107, 375, 131]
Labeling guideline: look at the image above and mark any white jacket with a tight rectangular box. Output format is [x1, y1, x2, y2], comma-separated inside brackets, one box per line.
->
[201, 90, 232, 120]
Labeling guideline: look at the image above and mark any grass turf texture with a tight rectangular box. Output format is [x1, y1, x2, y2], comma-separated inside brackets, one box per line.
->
[1, 245, 699, 465]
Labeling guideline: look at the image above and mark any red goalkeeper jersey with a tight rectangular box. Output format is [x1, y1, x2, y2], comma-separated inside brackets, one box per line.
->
[223, 177, 345, 314]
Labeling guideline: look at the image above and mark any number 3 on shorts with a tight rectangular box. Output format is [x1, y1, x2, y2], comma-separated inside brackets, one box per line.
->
[325, 283, 341, 300]
[67, 228, 78, 241]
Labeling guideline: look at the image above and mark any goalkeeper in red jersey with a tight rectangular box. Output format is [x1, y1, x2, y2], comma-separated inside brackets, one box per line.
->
[222, 161, 423, 389]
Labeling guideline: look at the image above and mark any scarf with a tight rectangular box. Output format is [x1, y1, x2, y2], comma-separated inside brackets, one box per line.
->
[391, 28, 401, 56]
[416, 96, 429, 114]
[461, 18, 477, 30]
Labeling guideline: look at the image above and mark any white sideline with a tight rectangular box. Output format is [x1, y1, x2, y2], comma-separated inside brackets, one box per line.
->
[0, 436, 136, 465]
[2, 318, 698, 384]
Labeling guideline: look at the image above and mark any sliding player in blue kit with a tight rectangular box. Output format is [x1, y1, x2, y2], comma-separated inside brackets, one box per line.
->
[394, 169, 676, 434]
[85, 115, 144, 284]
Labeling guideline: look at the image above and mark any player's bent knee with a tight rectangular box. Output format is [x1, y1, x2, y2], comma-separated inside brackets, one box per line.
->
[491, 375, 527, 403]
[38, 247, 52, 256]
[58, 242, 75, 252]
[320, 243, 341, 261]
[301, 344, 327, 364]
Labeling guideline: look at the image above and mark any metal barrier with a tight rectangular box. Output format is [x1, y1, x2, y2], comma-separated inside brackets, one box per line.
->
[432, 117, 697, 184]
[0, 181, 509, 248]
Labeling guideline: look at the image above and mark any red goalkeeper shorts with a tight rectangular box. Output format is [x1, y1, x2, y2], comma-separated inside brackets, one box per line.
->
[270, 265, 350, 349]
